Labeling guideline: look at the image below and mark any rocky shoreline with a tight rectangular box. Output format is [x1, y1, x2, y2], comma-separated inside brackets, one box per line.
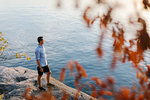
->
[0, 66, 96, 100]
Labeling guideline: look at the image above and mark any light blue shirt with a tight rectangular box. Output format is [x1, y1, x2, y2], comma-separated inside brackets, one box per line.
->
[35, 45, 47, 67]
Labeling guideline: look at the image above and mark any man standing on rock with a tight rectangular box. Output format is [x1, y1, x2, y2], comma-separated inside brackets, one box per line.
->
[35, 36, 51, 91]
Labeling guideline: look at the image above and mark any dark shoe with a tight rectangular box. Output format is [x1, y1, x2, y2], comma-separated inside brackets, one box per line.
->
[47, 83, 55, 87]
[39, 87, 46, 91]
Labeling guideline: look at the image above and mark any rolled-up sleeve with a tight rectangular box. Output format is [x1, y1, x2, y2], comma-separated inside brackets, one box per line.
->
[35, 49, 40, 60]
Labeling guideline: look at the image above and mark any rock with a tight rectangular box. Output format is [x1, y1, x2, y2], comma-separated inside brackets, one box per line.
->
[0, 89, 3, 94]
[0, 66, 96, 100]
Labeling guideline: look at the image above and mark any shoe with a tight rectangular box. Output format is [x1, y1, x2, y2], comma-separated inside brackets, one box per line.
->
[39, 87, 46, 91]
[47, 83, 55, 87]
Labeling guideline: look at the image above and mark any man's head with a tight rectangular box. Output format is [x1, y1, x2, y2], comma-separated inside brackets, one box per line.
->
[37, 36, 44, 45]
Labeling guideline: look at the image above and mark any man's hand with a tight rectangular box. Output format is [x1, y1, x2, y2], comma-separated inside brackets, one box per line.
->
[39, 67, 43, 72]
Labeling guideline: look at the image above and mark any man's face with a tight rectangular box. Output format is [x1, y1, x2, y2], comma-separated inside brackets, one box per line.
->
[40, 38, 44, 44]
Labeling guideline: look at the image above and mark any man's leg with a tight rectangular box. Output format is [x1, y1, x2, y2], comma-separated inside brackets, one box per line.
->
[37, 74, 46, 91]
[37, 67, 44, 88]
[47, 71, 51, 84]
[44, 65, 51, 84]
[38, 75, 42, 87]
[37, 67, 45, 91]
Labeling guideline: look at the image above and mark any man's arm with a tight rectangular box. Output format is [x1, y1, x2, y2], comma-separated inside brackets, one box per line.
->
[35, 49, 43, 72]
[37, 60, 41, 68]
[37, 60, 43, 72]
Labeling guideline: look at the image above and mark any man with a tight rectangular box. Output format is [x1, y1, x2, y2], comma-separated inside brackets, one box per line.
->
[35, 36, 51, 91]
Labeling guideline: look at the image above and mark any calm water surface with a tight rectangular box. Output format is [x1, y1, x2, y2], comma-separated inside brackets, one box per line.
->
[1, 0, 149, 94]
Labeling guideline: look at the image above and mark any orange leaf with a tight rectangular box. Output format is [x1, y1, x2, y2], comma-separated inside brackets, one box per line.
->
[112, 27, 116, 38]
[145, 76, 148, 82]
[119, 87, 131, 99]
[81, 68, 87, 78]
[60, 68, 66, 81]
[75, 91, 80, 100]
[91, 16, 99, 25]
[91, 77, 101, 86]
[74, 61, 87, 78]
[90, 84, 98, 97]
[74, 76, 79, 86]
[83, 7, 91, 27]
[61, 92, 69, 100]
[101, 81, 107, 88]
[67, 61, 74, 76]
[136, 71, 140, 78]
[107, 76, 115, 85]
[97, 47, 103, 58]
[104, 91, 112, 96]
[99, 90, 112, 96]
[138, 92, 144, 100]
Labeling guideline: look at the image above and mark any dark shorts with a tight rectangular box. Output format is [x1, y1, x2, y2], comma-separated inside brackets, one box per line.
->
[37, 65, 50, 76]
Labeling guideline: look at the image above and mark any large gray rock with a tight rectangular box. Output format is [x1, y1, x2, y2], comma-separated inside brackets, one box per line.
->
[0, 66, 96, 100]
[0, 66, 38, 100]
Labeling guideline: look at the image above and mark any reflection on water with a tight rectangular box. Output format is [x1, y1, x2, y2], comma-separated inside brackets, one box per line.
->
[1, 0, 148, 93]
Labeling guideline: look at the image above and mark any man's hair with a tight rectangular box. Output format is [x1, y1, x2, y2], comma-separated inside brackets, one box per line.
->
[37, 36, 43, 43]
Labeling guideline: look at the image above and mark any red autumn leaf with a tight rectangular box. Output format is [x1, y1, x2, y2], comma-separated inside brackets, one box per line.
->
[91, 16, 99, 25]
[60, 68, 66, 81]
[74, 78, 79, 86]
[112, 27, 116, 38]
[138, 92, 144, 100]
[67, 61, 74, 76]
[90, 84, 98, 97]
[101, 81, 107, 88]
[130, 91, 136, 100]
[107, 76, 115, 85]
[81, 68, 87, 78]
[145, 76, 148, 82]
[139, 77, 145, 86]
[91, 77, 101, 86]
[104, 91, 112, 96]
[138, 67, 143, 73]
[100, 8, 113, 28]
[74, 74, 82, 86]
[99, 90, 112, 96]
[128, 51, 139, 67]
[113, 39, 117, 47]
[136, 71, 140, 78]
[122, 48, 128, 63]
[74, 61, 87, 78]
[137, 18, 150, 53]
[22, 87, 34, 100]
[97, 47, 103, 58]
[74, 91, 80, 100]
[129, 40, 135, 48]
[97, 31, 104, 58]
[119, 87, 131, 99]
[122, 52, 126, 63]
[143, 0, 150, 9]
[61, 92, 69, 100]
[83, 7, 91, 27]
